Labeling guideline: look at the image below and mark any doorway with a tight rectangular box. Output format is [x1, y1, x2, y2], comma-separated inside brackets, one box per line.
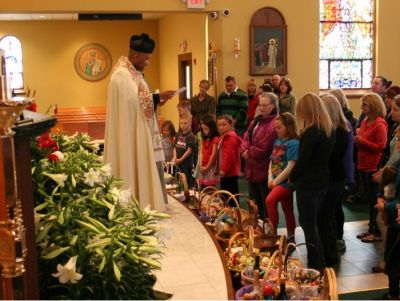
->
[178, 53, 192, 101]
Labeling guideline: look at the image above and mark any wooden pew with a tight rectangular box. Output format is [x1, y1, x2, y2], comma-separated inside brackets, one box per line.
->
[52, 106, 165, 140]
[51, 107, 106, 139]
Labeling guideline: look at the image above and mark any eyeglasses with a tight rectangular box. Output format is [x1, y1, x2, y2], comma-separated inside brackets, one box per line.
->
[258, 103, 273, 107]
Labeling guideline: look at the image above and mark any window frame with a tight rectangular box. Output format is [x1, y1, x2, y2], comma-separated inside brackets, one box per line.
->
[0, 34, 25, 90]
[319, 0, 376, 92]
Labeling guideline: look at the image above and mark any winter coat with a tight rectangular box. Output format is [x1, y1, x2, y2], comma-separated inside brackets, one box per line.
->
[241, 114, 277, 183]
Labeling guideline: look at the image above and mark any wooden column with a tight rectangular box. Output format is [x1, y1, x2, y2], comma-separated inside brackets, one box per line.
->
[0, 139, 14, 300]
[14, 137, 38, 300]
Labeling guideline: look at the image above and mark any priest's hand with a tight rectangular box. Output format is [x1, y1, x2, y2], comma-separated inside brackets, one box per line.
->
[159, 90, 176, 105]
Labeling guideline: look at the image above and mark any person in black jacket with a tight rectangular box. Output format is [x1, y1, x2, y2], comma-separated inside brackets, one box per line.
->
[319, 94, 351, 266]
[289, 93, 335, 272]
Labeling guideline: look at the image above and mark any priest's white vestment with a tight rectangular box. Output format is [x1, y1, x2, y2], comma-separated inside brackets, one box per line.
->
[104, 57, 164, 211]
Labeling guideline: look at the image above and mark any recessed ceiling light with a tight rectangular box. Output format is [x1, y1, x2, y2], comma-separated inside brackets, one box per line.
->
[40, 15, 46, 18]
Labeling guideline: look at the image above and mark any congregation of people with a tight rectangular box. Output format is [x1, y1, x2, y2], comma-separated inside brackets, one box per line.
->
[160, 74, 400, 300]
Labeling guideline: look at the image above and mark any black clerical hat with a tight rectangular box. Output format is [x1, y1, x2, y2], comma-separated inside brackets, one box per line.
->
[130, 33, 155, 53]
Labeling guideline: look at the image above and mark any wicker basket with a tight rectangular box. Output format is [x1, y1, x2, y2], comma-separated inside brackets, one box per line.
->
[227, 193, 259, 228]
[204, 190, 235, 221]
[214, 206, 243, 248]
[225, 229, 255, 273]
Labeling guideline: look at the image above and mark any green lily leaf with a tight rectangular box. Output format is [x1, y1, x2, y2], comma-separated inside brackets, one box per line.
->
[98, 256, 106, 273]
[36, 223, 53, 243]
[41, 246, 70, 259]
[113, 260, 121, 281]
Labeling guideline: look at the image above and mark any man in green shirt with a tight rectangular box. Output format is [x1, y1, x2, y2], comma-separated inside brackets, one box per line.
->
[216, 75, 248, 137]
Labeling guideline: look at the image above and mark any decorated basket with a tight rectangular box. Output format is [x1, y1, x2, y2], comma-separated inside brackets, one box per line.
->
[227, 193, 259, 229]
[203, 190, 235, 221]
[225, 229, 255, 273]
[214, 206, 243, 248]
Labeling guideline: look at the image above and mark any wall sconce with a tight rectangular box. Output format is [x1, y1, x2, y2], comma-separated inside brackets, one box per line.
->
[179, 40, 188, 53]
[234, 38, 241, 59]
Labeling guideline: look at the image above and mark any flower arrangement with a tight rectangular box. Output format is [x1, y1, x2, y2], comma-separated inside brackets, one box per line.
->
[31, 132, 170, 299]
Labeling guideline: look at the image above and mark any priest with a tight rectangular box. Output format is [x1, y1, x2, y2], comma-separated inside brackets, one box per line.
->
[104, 33, 175, 211]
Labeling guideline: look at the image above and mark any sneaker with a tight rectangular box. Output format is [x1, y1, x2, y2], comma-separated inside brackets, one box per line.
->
[361, 234, 382, 243]
[336, 239, 346, 252]
[371, 265, 384, 273]
[356, 231, 370, 239]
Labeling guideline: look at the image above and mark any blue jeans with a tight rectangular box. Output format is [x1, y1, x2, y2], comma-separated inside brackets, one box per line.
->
[296, 188, 327, 271]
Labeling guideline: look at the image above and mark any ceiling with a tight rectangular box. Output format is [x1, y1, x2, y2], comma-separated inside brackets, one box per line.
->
[0, 13, 167, 21]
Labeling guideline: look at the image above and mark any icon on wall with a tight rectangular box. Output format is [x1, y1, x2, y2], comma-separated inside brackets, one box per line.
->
[74, 43, 112, 81]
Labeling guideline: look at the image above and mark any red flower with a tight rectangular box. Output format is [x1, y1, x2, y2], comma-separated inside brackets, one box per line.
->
[27, 102, 37, 112]
[48, 153, 59, 162]
[38, 132, 59, 151]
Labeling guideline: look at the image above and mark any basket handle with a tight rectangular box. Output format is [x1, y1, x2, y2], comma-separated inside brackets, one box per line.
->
[227, 231, 246, 254]
[224, 191, 241, 207]
[200, 186, 218, 200]
[206, 190, 235, 212]
[247, 225, 254, 257]
[233, 193, 258, 216]
[176, 172, 188, 193]
[261, 249, 282, 297]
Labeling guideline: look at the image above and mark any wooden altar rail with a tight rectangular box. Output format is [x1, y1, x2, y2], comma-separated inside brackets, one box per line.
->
[51, 107, 165, 140]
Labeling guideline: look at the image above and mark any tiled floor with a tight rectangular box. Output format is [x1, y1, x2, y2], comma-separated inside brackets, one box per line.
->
[155, 195, 388, 299]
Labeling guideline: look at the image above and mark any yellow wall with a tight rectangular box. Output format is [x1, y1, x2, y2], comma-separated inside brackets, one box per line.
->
[0, 20, 159, 113]
[207, 14, 223, 98]
[1, 0, 400, 119]
[158, 13, 207, 127]
[212, 0, 319, 100]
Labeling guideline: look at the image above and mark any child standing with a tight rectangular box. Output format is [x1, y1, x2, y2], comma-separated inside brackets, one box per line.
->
[198, 115, 220, 189]
[161, 120, 176, 162]
[217, 115, 243, 195]
[172, 116, 196, 188]
[266, 113, 299, 240]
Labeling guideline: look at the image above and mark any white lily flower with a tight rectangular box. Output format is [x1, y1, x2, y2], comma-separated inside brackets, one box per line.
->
[42, 172, 68, 187]
[100, 164, 112, 178]
[51, 151, 64, 161]
[84, 168, 100, 187]
[41, 160, 49, 169]
[143, 205, 156, 215]
[52, 255, 83, 284]
[110, 187, 120, 202]
[118, 188, 133, 208]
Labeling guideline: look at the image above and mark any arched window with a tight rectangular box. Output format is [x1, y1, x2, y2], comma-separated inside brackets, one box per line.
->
[0, 35, 24, 89]
[319, 0, 374, 89]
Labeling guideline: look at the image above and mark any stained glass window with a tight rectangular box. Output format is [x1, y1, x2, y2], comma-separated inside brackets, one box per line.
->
[319, 0, 374, 89]
[0, 35, 24, 89]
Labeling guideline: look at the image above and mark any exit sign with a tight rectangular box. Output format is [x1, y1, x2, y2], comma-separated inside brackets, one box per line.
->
[187, 0, 205, 9]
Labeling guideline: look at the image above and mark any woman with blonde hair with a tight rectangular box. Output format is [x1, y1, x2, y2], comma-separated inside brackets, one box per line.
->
[329, 88, 356, 129]
[289, 92, 335, 271]
[319, 94, 352, 265]
[355, 93, 388, 242]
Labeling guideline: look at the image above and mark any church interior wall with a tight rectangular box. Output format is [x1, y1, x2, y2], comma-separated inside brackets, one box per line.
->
[0, 20, 160, 113]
